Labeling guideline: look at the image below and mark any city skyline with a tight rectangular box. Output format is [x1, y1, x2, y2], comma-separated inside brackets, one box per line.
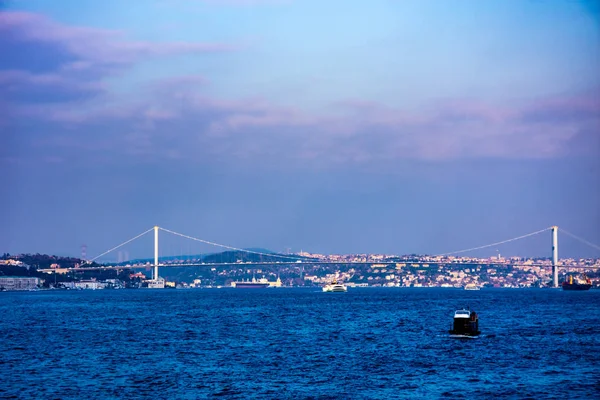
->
[2, 0, 599, 258]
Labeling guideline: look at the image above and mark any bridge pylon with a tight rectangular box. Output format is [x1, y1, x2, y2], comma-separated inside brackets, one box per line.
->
[552, 226, 558, 288]
[154, 226, 159, 280]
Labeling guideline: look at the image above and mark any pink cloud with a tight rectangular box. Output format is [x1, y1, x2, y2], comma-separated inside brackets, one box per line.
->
[520, 94, 600, 124]
[0, 70, 106, 90]
[1, 10, 240, 131]
[7, 57, 599, 164]
[42, 91, 600, 161]
[426, 99, 511, 124]
[0, 11, 237, 66]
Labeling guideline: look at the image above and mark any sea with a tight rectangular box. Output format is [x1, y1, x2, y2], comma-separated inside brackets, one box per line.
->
[1, 288, 599, 399]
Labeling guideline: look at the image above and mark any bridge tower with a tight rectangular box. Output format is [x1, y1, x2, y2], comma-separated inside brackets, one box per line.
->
[154, 226, 159, 280]
[552, 226, 558, 288]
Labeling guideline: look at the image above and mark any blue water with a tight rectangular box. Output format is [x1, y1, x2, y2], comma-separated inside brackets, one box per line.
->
[1, 288, 599, 399]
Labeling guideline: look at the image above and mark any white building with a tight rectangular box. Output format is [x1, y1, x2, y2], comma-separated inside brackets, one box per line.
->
[147, 278, 165, 289]
[75, 281, 106, 290]
[0, 276, 40, 290]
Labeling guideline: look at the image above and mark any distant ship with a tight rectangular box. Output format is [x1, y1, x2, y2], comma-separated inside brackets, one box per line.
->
[231, 277, 280, 289]
[464, 284, 480, 291]
[562, 274, 592, 291]
[323, 278, 347, 292]
[231, 281, 270, 289]
[449, 309, 480, 337]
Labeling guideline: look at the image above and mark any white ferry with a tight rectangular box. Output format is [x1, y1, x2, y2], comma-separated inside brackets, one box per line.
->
[323, 278, 347, 292]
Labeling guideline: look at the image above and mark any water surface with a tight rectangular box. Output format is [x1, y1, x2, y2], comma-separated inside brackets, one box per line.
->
[1, 288, 598, 399]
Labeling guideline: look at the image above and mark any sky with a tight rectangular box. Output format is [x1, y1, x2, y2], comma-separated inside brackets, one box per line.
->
[1, 0, 599, 261]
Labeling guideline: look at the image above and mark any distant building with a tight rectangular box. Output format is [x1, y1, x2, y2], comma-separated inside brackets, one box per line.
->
[0, 259, 29, 268]
[44, 268, 69, 275]
[268, 277, 282, 287]
[147, 278, 165, 289]
[0, 276, 40, 291]
[75, 281, 105, 290]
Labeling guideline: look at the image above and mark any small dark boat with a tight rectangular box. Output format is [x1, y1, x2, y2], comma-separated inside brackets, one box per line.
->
[449, 309, 480, 337]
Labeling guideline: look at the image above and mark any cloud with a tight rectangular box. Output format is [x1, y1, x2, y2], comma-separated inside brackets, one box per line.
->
[0, 11, 236, 106]
[519, 94, 600, 124]
[2, 11, 598, 167]
[0, 69, 106, 103]
[17, 84, 599, 166]
[0, 11, 236, 66]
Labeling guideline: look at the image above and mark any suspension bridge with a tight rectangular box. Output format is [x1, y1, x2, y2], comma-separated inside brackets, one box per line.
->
[40, 224, 600, 288]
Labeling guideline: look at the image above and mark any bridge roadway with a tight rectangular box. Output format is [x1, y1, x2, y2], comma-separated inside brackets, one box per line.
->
[39, 261, 597, 273]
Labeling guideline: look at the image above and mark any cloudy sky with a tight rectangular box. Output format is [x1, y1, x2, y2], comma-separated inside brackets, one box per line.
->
[1, 0, 599, 261]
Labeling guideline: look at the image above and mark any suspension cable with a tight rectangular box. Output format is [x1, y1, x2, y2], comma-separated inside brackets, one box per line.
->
[434, 227, 551, 257]
[87, 227, 154, 263]
[159, 227, 307, 261]
[559, 228, 600, 252]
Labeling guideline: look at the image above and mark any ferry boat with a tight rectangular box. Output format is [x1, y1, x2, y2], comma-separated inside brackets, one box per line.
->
[464, 283, 480, 291]
[562, 274, 592, 291]
[322, 278, 347, 292]
[449, 309, 480, 337]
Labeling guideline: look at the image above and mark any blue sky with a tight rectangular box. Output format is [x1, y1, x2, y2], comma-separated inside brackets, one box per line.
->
[1, 0, 599, 261]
